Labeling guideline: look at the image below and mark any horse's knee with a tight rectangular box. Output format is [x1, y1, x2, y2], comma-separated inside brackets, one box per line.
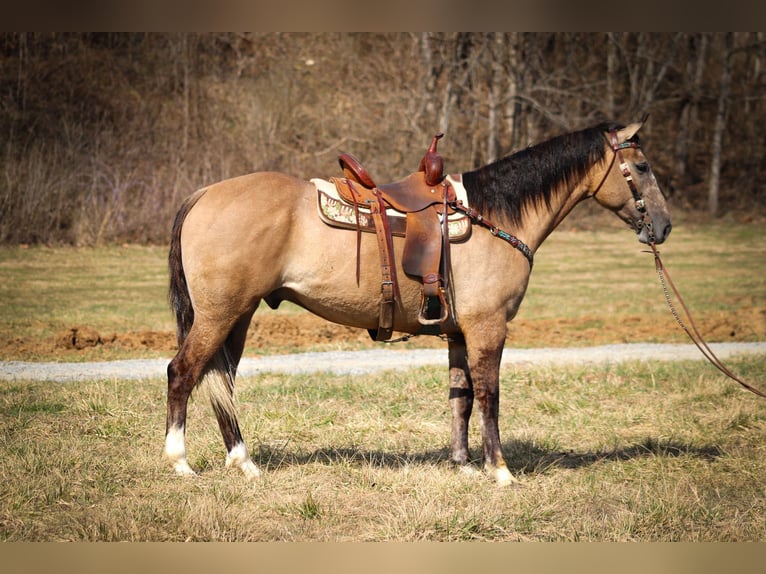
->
[167, 353, 191, 384]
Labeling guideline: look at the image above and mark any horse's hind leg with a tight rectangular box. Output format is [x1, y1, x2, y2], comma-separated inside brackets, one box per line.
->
[165, 313, 258, 478]
[216, 312, 261, 480]
[448, 334, 474, 467]
[165, 324, 226, 477]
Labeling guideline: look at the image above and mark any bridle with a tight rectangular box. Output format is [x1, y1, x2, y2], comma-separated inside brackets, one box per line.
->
[605, 131, 766, 398]
[608, 129, 655, 243]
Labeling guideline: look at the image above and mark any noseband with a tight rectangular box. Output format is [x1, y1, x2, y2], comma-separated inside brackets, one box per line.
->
[608, 130, 655, 243]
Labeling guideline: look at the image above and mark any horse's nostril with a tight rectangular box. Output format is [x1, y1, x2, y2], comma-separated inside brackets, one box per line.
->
[663, 222, 673, 239]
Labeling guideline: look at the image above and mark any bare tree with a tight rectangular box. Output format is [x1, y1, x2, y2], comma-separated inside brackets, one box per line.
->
[612, 33, 682, 115]
[486, 33, 505, 163]
[675, 33, 709, 191]
[505, 32, 525, 151]
[606, 32, 618, 119]
[708, 33, 733, 216]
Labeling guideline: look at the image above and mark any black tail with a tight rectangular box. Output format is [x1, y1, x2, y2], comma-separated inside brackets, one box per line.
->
[168, 189, 207, 347]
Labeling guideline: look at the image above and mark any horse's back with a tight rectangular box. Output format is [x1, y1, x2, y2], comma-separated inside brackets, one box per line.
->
[182, 172, 314, 250]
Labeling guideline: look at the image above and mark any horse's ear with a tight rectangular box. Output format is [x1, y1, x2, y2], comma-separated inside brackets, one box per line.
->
[615, 122, 643, 143]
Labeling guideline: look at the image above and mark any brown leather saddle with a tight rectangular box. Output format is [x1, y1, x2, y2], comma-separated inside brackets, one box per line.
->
[329, 134, 456, 341]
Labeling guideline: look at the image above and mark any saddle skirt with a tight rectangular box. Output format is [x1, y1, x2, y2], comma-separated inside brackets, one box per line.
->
[313, 175, 472, 242]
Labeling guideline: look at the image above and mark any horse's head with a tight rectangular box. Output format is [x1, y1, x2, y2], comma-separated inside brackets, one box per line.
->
[591, 121, 672, 245]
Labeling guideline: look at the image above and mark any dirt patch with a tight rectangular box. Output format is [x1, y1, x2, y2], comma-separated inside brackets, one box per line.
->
[2, 328, 178, 360]
[56, 325, 106, 350]
[3, 307, 764, 361]
[55, 328, 178, 352]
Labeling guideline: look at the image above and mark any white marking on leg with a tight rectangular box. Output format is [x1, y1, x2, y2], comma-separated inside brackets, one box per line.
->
[226, 441, 262, 481]
[164, 426, 196, 477]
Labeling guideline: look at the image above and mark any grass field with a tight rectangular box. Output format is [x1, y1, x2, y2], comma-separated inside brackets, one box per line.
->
[1, 220, 765, 541]
[1, 357, 765, 541]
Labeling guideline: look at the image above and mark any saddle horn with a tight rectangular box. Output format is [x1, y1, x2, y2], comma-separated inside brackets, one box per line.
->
[419, 133, 445, 187]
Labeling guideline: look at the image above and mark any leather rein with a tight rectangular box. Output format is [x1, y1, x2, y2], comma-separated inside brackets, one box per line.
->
[449, 200, 534, 268]
[607, 130, 766, 399]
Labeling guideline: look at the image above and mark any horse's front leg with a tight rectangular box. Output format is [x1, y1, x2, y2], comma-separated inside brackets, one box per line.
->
[465, 324, 519, 487]
[448, 334, 473, 466]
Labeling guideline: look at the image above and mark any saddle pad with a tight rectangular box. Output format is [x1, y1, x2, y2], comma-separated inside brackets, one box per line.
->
[312, 175, 472, 242]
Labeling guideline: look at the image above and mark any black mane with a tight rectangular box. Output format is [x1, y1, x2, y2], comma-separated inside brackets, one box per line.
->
[461, 121, 629, 227]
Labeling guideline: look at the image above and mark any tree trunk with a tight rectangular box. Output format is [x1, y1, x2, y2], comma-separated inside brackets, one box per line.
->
[708, 33, 733, 217]
[606, 33, 617, 119]
[438, 33, 461, 135]
[505, 32, 523, 151]
[486, 33, 505, 163]
[675, 33, 708, 189]
[415, 32, 436, 128]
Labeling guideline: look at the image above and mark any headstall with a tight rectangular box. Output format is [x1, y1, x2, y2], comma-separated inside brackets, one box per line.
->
[608, 130, 655, 243]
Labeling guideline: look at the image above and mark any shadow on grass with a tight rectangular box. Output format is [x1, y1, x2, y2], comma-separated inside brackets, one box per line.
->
[252, 436, 723, 475]
[504, 437, 723, 476]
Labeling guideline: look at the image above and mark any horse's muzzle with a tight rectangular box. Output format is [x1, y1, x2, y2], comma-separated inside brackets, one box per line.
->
[638, 219, 672, 245]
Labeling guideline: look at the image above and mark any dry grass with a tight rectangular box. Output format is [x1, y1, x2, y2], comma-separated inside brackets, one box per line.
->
[2, 356, 765, 541]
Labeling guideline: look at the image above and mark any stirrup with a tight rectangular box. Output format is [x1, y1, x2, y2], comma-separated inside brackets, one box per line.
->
[417, 288, 449, 326]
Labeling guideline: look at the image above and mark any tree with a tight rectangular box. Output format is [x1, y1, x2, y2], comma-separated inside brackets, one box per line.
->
[708, 33, 733, 216]
[673, 33, 709, 195]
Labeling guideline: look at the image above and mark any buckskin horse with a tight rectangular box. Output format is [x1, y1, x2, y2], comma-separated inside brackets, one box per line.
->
[164, 120, 672, 486]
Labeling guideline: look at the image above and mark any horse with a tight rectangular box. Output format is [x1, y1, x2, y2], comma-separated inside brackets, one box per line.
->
[164, 119, 672, 486]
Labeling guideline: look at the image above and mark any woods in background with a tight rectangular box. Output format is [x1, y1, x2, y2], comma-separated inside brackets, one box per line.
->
[1, 32, 764, 245]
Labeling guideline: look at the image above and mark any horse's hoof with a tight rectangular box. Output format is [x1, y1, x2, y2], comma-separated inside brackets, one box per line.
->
[238, 460, 262, 481]
[226, 445, 262, 481]
[173, 460, 197, 477]
[489, 466, 521, 488]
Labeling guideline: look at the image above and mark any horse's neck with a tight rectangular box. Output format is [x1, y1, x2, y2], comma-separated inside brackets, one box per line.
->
[518, 181, 590, 253]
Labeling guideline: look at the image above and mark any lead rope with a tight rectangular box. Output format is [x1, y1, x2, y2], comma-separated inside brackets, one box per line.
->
[649, 242, 766, 398]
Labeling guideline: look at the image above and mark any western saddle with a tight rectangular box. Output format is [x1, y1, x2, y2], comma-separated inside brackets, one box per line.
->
[329, 134, 457, 341]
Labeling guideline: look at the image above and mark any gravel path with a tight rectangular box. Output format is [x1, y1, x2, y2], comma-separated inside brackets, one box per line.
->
[1, 342, 765, 382]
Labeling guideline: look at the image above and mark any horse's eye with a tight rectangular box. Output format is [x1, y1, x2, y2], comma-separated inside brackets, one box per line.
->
[635, 162, 649, 174]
